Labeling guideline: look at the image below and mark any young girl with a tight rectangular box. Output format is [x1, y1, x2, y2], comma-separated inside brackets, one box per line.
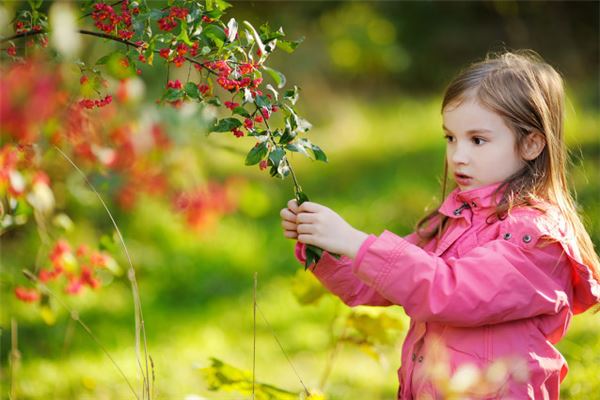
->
[280, 50, 600, 399]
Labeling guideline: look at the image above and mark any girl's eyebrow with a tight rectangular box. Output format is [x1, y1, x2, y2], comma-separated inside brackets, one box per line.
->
[442, 125, 494, 135]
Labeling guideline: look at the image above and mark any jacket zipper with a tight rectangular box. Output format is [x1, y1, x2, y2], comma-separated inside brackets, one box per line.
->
[453, 201, 470, 216]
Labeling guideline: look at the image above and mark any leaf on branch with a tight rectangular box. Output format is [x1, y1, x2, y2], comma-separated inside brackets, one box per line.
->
[263, 66, 286, 89]
[283, 86, 300, 105]
[277, 37, 305, 54]
[268, 147, 285, 168]
[163, 88, 184, 102]
[210, 117, 242, 132]
[226, 18, 238, 42]
[245, 141, 268, 165]
[184, 82, 201, 100]
[232, 106, 251, 118]
[202, 25, 227, 48]
[243, 20, 266, 58]
[198, 358, 298, 399]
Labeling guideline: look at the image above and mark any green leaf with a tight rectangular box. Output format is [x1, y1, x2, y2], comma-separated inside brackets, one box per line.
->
[177, 19, 194, 46]
[205, 9, 224, 19]
[304, 245, 323, 270]
[279, 128, 296, 145]
[268, 147, 285, 167]
[95, 55, 110, 66]
[276, 37, 304, 53]
[295, 190, 309, 205]
[203, 24, 227, 47]
[208, 96, 222, 106]
[243, 20, 266, 56]
[184, 82, 201, 99]
[163, 88, 184, 102]
[262, 66, 286, 89]
[283, 86, 300, 105]
[310, 143, 328, 162]
[255, 94, 270, 108]
[211, 117, 241, 132]
[245, 141, 268, 165]
[198, 358, 297, 399]
[232, 106, 251, 118]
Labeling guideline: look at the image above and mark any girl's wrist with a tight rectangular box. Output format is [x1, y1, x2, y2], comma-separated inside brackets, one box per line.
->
[345, 229, 369, 259]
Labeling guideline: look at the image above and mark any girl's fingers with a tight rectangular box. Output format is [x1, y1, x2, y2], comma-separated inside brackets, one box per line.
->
[297, 234, 312, 245]
[280, 208, 296, 221]
[296, 212, 316, 224]
[298, 201, 322, 213]
[281, 220, 296, 230]
[287, 199, 299, 213]
[284, 230, 298, 239]
[296, 223, 314, 234]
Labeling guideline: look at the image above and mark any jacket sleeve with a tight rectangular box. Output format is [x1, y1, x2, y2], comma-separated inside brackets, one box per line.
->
[294, 240, 390, 306]
[352, 215, 574, 327]
[294, 231, 421, 307]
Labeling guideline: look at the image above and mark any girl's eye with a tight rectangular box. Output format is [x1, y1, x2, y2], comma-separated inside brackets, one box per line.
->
[473, 137, 486, 145]
[444, 135, 454, 143]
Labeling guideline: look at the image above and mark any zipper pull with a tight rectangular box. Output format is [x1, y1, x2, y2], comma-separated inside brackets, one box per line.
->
[453, 202, 470, 216]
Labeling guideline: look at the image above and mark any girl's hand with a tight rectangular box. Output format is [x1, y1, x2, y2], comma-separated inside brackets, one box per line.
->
[295, 201, 369, 259]
[280, 199, 300, 239]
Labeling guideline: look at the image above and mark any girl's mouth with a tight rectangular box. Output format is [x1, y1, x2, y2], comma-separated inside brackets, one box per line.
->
[454, 173, 473, 186]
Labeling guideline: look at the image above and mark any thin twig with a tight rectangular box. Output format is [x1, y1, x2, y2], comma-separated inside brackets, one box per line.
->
[252, 272, 257, 400]
[318, 306, 347, 390]
[0, 29, 215, 76]
[10, 318, 20, 400]
[255, 303, 310, 396]
[53, 146, 151, 400]
[22, 270, 140, 400]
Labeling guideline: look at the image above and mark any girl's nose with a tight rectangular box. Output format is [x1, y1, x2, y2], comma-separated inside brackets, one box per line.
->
[450, 144, 469, 165]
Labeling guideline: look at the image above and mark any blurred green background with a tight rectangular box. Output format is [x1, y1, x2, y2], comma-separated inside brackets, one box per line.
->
[1, 1, 599, 399]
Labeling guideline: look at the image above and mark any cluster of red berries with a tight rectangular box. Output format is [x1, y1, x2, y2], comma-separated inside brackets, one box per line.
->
[157, 6, 189, 32]
[78, 95, 113, 109]
[14, 20, 42, 34]
[91, 0, 137, 40]
[14, 239, 112, 302]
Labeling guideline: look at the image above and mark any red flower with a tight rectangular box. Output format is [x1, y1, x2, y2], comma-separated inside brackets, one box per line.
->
[65, 276, 82, 295]
[260, 107, 271, 120]
[198, 84, 210, 96]
[80, 266, 100, 289]
[239, 63, 255, 75]
[6, 44, 16, 57]
[50, 239, 71, 263]
[15, 287, 40, 303]
[167, 80, 182, 90]
[159, 48, 171, 59]
[232, 128, 244, 138]
[173, 55, 186, 67]
[254, 115, 264, 123]
[244, 118, 254, 130]
[224, 101, 239, 110]
[259, 160, 268, 171]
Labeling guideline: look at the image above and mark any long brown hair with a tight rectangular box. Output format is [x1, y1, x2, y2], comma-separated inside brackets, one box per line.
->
[415, 49, 600, 285]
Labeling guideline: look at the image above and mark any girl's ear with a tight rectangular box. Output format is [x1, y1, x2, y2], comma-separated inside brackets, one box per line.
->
[522, 130, 546, 161]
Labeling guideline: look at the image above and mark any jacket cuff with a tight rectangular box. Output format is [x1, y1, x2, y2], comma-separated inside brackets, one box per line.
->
[295, 241, 307, 263]
[350, 234, 378, 271]
[352, 230, 413, 289]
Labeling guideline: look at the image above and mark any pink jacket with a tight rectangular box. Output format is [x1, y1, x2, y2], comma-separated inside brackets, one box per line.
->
[295, 182, 600, 399]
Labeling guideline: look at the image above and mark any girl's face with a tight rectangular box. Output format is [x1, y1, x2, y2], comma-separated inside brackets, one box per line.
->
[442, 98, 526, 191]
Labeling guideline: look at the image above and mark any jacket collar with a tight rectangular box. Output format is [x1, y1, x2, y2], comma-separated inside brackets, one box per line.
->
[439, 182, 506, 218]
